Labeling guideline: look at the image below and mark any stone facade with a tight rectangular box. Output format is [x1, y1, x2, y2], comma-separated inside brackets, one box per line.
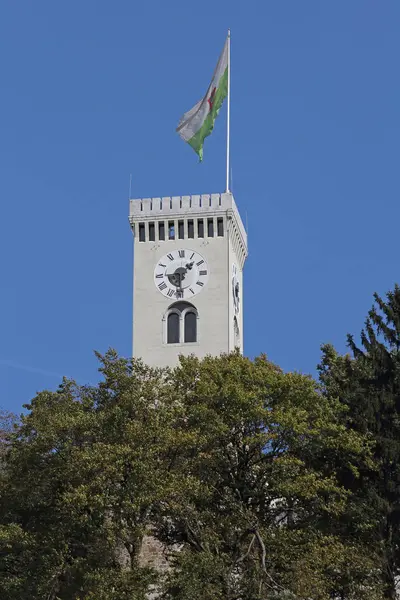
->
[129, 192, 247, 367]
[138, 534, 169, 572]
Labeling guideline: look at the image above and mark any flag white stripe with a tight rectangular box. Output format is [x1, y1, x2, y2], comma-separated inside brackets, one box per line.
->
[177, 37, 229, 142]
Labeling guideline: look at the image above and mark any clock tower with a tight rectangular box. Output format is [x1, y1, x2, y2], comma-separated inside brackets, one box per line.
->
[129, 192, 247, 368]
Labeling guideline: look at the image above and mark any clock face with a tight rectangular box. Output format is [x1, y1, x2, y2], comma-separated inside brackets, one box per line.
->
[154, 249, 209, 300]
[232, 264, 240, 314]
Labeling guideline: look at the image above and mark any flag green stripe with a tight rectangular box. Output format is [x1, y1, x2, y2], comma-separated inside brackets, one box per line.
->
[188, 66, 228, 161]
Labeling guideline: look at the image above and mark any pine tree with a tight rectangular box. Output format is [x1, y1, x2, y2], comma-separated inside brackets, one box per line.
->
[319, 284, 400, 599]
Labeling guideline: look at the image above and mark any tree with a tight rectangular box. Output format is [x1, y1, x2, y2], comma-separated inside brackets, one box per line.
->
[0, 355, 171, 599]
[0, 350, 384, 599]
[319, 284, 400, 599]
[158, 352, 382, 599]
[0, 409, 18, 462]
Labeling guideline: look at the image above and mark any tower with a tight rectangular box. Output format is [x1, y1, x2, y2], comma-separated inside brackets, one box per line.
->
[129, 192, 247, 368]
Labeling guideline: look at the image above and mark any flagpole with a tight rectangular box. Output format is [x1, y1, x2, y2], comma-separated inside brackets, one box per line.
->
[226, 29, 231, 193]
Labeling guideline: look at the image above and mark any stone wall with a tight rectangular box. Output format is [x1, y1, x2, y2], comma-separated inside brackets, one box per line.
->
[138, 534, 170, 572]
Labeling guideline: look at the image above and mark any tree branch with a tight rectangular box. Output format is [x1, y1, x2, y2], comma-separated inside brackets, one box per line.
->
[237, 534, 255, 563]
[254, 528, 294, 595]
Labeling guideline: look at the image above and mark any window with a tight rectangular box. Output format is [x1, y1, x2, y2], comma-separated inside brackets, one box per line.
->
[184, 312, 197, 343]
[168, 221, 175, 240]
[139, 223, 145, 242]
[188, 219, 194, 238]
[149, 222, 155, 242]
[164, 302, 198, 344]
[178, 220, 184, 239]
[217, 217, 224, 236]
[167, 313, 180, 344]
[159, 221, 165, 241]
[207, 218, 214, 237]
[197, 219, 204, 238]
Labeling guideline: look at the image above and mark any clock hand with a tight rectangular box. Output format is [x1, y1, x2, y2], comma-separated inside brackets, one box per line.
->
[173, 266, 187, 296]
[235, 282, 240, 300]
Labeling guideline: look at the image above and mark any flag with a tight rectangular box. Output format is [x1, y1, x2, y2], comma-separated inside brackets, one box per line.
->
[176, 35, 229, 161]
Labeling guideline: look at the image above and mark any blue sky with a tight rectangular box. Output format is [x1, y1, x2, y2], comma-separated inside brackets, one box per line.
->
[1, 1, 399, 413]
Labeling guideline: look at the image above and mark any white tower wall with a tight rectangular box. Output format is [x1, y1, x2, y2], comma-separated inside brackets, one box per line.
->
[129, 192, 247, 368]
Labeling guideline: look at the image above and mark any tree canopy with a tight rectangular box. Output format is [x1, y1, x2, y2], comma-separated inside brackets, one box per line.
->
[0, 347, 387, 599]
[319, 285, 400, 599]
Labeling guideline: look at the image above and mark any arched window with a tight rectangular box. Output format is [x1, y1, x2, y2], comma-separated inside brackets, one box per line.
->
[184, 311, 197, 343]
[164, 302, 198, 345]
[167, 312, 180, 344]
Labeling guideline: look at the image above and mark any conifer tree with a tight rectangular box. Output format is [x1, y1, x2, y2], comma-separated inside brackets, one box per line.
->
[319, 284, 400, 599]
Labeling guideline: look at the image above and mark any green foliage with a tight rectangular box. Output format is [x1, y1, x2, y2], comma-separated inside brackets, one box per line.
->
[319, 285, 400, 598]
[159, 353, 382, 599]
[0, 354, 169, 599]
[0, 349, 385, 599]
[0, 409, 19, 463]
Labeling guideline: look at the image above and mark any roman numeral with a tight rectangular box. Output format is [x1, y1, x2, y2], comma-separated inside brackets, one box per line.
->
[189, 288, 194, 294]
[167, 253, 174, 260]
[196, 260, 204, 266]
[167, 289, 174, 297]
[190, 252, 195, 259]
[178, 250, 185, 257]
[199, 270, 207, 276]
[196, 281, 204, 287]
[158, 282, 167, 290]
[159, 263, 166, 268]
[155, 273, 163, 279]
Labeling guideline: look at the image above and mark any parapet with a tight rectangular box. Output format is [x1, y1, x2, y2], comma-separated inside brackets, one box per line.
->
[130, 192, 233, 216]
[129, 192, 247, 250]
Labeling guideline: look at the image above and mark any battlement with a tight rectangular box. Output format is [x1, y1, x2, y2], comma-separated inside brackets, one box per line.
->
[130, 192, 230, 217]
[129, 192, 247, 252]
